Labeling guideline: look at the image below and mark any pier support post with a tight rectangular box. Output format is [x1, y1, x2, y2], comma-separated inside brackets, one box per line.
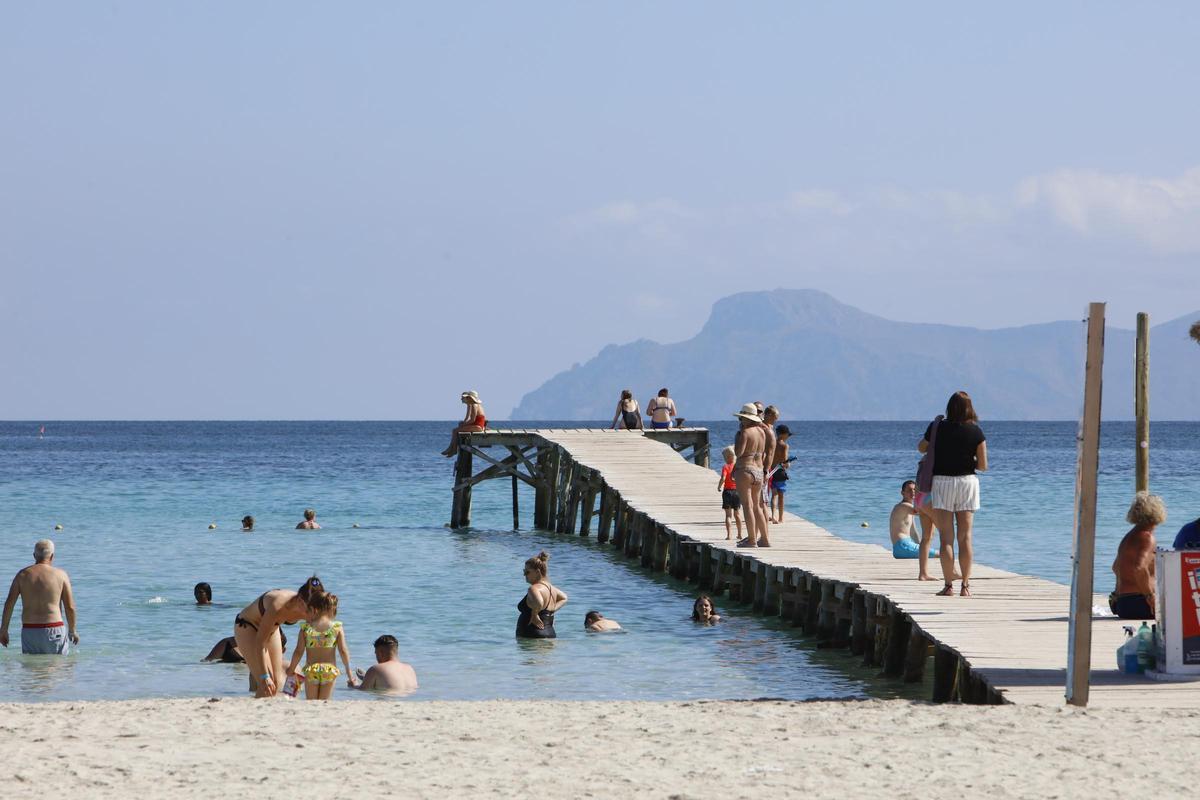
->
[511, 475, 519, 530]
[613, 501, 627, 549]
[450, 445, 473, 529]
[697, 544, 713, 589]
[932, 646, 959, 702]
[597, 488, 612, 543]
[533, 446, 549, 529]
[850, 591, 867, 655]
[803, 578, 822, 634]
[817, 581, 836, 640]
[883, 612, 910, 677]
[544, 447, 561, 531]
[903, 628, 930, 683]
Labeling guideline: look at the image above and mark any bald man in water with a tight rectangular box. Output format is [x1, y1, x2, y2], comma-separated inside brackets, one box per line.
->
[0, 540, 79, 654]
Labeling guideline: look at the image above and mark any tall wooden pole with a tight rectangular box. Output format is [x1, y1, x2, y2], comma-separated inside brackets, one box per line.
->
[1067, 302, 1105, 707]
[1135, 312, 1150, 493]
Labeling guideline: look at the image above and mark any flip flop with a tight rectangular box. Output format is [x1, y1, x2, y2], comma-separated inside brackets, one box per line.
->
[737, 540, 757, 548]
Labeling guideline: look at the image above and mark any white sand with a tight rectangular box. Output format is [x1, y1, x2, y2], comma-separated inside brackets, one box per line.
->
[0, 698, 1193, 798]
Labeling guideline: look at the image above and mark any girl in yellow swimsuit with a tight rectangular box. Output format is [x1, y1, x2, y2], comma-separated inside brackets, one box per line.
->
[285, 591, 356, 700]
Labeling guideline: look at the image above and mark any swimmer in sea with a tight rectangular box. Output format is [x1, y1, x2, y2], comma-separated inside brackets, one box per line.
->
[295, 509, 320, 530]
[353, 635, 419, 694]
[241, 515, 254, 531]
[584, 611, 621, 632]
[692, 595, 720, 624]
[194, 582, 212, 605]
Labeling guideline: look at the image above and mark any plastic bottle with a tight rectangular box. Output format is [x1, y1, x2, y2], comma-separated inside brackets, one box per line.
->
[1137, 621, 1154, 672]
[1119, 627, 1139, 673]
[282, 673, 304, 697]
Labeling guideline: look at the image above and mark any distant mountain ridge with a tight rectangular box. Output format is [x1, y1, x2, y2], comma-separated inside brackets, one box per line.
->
[511, 289, 1200, 420]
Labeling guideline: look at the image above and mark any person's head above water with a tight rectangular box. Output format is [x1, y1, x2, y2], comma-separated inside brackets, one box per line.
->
[692, 595, 717, 621]
[1126, 491, 1167, 528]
[241, 515, 254, 531]
[584, 610, 603, 626]
[722, 445, 735, 464]
[523, 551, 550, 584]
[33, 539, 55, 564]
[303, 508, 316, 522]
[194, 582, 212, 605]
[374, 634, 399, 662]
[945, 391, 978, 424]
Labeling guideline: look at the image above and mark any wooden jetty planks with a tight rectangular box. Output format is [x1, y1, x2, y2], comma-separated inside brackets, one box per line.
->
[454, 429, 1200, 708]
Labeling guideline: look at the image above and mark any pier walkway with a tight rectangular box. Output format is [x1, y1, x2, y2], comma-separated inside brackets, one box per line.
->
[452, 428, 1200, 707]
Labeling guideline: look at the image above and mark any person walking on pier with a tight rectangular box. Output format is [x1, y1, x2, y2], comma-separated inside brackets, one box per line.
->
[0, 539, 79, 654]
[442, 390, 488, 457]
[611, 389, 643, 430]
[516, 551, 568, 638]
[920, 391, 987, 597]
[646, 388, 677, 430]
[1109, 492, 1166, 619]
[733, 403, 769, 547]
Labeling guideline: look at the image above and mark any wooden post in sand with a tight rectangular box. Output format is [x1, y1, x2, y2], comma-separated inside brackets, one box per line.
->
[1067, 302, 1105, 707]
[1135, 312, 1150, 493]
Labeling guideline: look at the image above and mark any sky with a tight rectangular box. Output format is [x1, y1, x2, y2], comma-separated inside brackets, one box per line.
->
[2, 2, 1198, 419]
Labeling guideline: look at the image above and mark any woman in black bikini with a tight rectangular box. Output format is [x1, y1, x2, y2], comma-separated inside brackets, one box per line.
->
[516, 552, 568, 639]
[233, 576, 325, 697]
[610, 389, 643, 430]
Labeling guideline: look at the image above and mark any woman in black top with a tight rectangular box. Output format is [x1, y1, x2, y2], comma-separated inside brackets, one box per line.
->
[918, 391, 988, 597]
[516, 551, 568, 638]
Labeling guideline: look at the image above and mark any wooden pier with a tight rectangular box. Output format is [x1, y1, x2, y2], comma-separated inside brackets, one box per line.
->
[451, 428, 1200, 707]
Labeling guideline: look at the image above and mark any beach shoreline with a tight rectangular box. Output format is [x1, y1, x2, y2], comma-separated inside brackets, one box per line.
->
[1, 697, 1193, 799]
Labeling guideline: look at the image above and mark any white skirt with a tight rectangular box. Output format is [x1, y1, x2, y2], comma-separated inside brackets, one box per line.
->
[931, 474, 980, 513]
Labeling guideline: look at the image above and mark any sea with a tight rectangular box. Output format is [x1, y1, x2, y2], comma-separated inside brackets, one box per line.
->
[1, 420, 1195, 703]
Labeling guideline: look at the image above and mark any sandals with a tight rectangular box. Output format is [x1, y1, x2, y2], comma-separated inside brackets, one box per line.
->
[935, 583, 955, 597]
[736, 538, 756, 548]
[960, 582, 971, 597]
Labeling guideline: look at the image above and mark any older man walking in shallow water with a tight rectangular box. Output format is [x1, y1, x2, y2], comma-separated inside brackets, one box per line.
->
[0, 540, 79, 654]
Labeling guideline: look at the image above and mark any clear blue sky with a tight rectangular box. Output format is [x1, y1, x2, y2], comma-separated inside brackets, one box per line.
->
[3, 2, 1198, 419]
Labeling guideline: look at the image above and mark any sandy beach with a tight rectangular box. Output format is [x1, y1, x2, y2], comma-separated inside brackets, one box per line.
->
[1, 698, 1193, 799]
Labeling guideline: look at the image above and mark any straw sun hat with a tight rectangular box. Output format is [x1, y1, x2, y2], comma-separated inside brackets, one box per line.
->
[732, 402, 761, 422]
[461, 390, 481, 403]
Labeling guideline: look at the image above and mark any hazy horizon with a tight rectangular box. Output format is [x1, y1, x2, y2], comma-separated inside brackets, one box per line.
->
[4, 3, 1199, 419]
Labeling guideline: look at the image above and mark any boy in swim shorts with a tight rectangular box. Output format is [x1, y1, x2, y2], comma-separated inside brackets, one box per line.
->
[716, 446, 743, 540]
[890, 481, 923, 560]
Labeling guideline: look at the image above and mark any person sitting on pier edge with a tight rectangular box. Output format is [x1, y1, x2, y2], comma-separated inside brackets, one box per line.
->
[516, 551, 567, 639]
[889, 481, 925, 560]
[611, 389, 643, 430]
[716, 446, 743, 541]
[194, 582, 213, 605]
[441, 390, 487, 457]
[733, 403, 768, 548]
[692, 595, 720, 624]
[1109, 492, 1166, 619]
[646, 388, 677, 430]
[584, 611, 621, 632]
[296, 508, 321, 530]
[1172, 515, 1200, 549]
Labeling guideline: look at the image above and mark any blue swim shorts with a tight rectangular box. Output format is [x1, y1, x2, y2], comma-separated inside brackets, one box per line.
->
[892, 538, 920, 559]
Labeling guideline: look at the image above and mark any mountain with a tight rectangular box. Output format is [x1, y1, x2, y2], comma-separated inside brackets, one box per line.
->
[510, 289, 1200, 420]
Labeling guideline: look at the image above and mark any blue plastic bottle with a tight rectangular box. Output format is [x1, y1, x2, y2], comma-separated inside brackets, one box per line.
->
[1137, 621, 1154, 672]
[1118, 627, 1139, 673]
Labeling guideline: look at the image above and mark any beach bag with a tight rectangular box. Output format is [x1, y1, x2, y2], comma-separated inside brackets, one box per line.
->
[916, 415, 943, 493]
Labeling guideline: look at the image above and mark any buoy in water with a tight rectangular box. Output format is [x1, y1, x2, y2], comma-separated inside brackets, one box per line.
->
[352, 523, 360, 528]
[208, 523, 217, 530]
[860, 521, 869, 528]
[54, 524, 63, 531]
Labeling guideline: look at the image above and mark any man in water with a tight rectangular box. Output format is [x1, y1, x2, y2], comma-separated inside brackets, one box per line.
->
[0, 540, 80, 654]
[354, 635, 418, 693]
[1110, 492, 1165, 619]
[296, 508, 321, 530]
[241, 515, 255, 532]
[194, 582, 213, 605]
[584, 610, 622, 631]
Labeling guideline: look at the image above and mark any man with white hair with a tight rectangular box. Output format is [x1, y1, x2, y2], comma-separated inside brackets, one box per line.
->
[0, 540, 79, 654]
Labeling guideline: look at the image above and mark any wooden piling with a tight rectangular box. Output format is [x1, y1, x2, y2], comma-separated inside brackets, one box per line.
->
[903, 627, 929, 683]
[932, 646, 959, 702]
[1135, 311, 1149, 492]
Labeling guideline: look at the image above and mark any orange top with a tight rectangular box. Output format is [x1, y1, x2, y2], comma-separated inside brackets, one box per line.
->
[721, 463, 737, 490]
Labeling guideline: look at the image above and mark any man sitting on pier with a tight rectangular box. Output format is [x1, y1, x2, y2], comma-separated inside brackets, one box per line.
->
[1109, 492, 1165, 619]
[889, 481, 924, 560]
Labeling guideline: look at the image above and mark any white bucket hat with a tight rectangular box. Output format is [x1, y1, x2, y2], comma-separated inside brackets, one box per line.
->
[732, 402, 761, 422]
[461, 390, 481, 403]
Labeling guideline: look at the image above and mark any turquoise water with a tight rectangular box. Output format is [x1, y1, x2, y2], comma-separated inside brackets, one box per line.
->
[1, 421, 1195, 702]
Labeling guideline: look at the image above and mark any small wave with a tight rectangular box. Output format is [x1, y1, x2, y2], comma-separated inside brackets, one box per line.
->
[146, 596, 168, 604]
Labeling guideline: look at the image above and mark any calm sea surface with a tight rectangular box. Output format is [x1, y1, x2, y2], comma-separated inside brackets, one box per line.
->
[1, 420, 1196, 702]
